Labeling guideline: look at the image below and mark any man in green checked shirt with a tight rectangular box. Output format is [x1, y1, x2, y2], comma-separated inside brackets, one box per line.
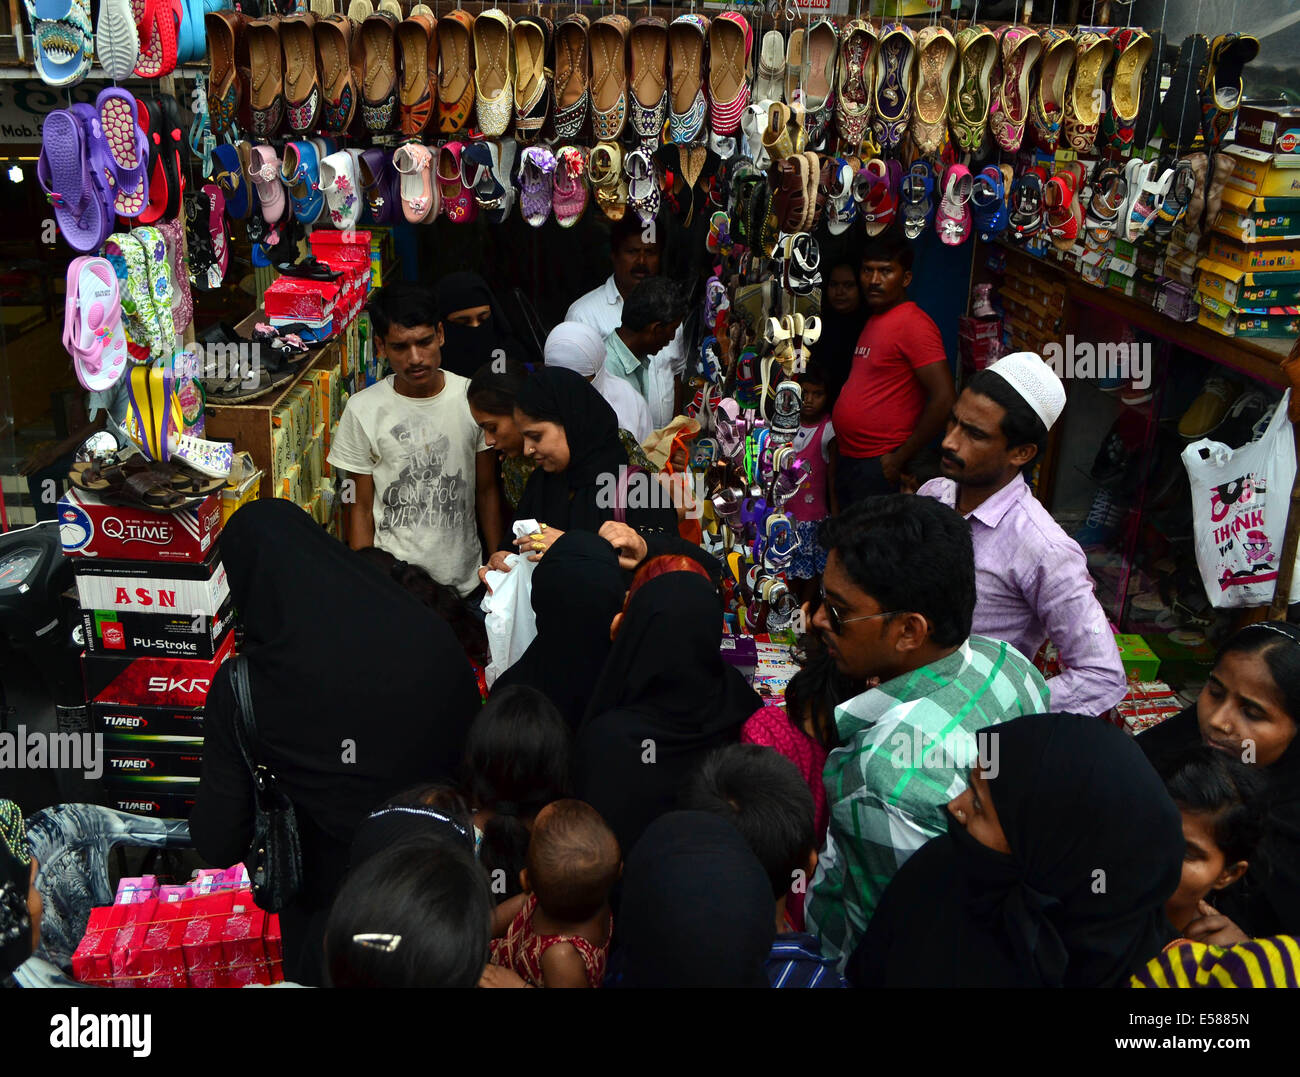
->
[805, 495, 1051, 966]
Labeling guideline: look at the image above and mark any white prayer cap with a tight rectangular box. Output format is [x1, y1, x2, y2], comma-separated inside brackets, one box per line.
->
[987, 352, 1066, 431]
[544, 322, 606, 377]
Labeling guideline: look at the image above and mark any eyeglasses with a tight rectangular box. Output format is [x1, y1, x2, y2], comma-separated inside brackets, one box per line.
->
[819, 581, 896, 635]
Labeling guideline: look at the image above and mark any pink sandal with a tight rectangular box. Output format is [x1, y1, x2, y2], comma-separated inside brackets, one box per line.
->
[935, 163, 973, 246]
[437, 141, 477, 223]
[394, 141, 438, 222]
[552, 144, 590, 228]
[64, 256, 129, 393]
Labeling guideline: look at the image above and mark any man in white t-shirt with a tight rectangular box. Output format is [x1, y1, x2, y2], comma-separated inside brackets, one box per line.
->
[565, 216, 687, 428]
[329, 282, 503, 597]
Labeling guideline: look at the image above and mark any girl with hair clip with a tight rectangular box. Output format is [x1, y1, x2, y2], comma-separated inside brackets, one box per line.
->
[1140, 620, 1300, 941]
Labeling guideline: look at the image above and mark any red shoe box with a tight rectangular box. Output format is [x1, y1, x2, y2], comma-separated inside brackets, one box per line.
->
[72, 903, 135, 984]
[310, 227, 372, 268]
[58, 488, 223, 563]
[84, 630, 234, 708]
[107, 898, 158, 989]
[223, 894, 271, 987]
[181, 892, 234, 987]
[264, 276, 342, 323]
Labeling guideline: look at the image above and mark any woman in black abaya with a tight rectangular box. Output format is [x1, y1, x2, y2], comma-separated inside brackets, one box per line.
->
[494, 531, 627, 730]
[850, 713, 1184, 988]
[436, 272, 531, 379]
[190, 500, 481, 985]
[574, 569, 763, 854]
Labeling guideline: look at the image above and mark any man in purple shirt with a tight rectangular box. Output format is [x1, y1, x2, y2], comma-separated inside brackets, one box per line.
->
[918, 353, 1127, 718]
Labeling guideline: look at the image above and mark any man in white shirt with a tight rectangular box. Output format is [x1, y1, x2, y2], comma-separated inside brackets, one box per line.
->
[329, 282, 503, 597]
[565, 217, 688, 428]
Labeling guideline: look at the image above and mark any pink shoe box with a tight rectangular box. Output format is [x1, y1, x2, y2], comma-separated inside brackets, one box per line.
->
[114, 876, 159, 904]
[125, 902, 189, 989]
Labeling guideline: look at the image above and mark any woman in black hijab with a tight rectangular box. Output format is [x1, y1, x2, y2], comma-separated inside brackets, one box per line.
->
[494, 531, 627, 730]
[436, 271, 529, 379]
[497, 368, 677, 553]
[190, 500, 481, 985]
[849, 713, 1183, 988]
[574, 569, 762, 854]
[614, 811, 775, 988]
[1139, 621, 1300, 939]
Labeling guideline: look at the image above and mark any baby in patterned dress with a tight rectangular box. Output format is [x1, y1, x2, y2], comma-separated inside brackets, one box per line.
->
[484, 800, 620, 989]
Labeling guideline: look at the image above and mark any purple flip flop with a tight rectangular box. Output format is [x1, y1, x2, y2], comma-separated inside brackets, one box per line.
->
[95, 87, 150, 218]
[38, 109, 109, 254]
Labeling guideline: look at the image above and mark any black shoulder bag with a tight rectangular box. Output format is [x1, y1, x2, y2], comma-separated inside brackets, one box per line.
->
[229, 656, 303, 912]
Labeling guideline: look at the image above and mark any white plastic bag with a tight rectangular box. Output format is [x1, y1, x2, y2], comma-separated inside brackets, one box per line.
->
[481, 519, 542, 687]
[1183, 391, 1299, 609]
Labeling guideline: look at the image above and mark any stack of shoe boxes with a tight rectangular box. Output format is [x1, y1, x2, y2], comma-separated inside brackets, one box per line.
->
[57, 487, 235, 818]
[1196, 145, 1300, 338]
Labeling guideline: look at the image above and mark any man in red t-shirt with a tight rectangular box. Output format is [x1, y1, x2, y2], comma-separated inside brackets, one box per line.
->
[830, 231, 955, 509]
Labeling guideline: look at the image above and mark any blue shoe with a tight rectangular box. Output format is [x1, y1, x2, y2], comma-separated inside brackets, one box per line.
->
[971, 165, 1009, 242]
[281, 141, 324, 223]
[1074, 488, 1127, 548]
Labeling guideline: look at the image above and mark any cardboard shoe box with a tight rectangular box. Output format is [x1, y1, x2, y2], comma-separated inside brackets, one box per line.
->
[73, 547, 229, 616]
[1234, 105, 1300, 155]
[83, 630, 234, 708]
[92, 703, 206, 740]
[103, 738, 205, 779]
[81, 596, 233, 659]
[58, 488, 223, 563]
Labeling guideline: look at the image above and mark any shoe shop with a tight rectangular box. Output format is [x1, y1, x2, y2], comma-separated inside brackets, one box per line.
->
[2, 0, 1300, 1009]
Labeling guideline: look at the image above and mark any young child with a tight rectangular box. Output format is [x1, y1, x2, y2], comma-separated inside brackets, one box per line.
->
[460, 685, 572, 904]
[683, 745, 844, 988]
[787, 362, 836, 602]
[1156, 745, 1267, 939]
[484, 799, 620, 988]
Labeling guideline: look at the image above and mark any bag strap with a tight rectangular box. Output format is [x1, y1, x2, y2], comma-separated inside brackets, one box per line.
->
[613, 464, 646, 525]
[228, 655, 261, 787]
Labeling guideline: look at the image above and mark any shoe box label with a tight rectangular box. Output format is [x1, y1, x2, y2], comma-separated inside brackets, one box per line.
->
[92, 703, 206, 740]
[58, 488, 222, 563]
[82, 598, 233, 659]
[103, 742, 205, 778]
[83, 631, 235, 708]
[105, 792, 197, 819]
[73, 548, 229, 616]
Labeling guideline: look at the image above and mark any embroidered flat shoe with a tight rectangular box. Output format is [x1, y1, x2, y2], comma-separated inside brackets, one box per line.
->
[246, 15, 284, 137]
[629, 16, 668, 147]
[668, 13, 708, 143]
[281, 12, 321, 135]
[871, 22, 914, 151]
[360, 8, 398, 133]
[1029, 27, 1075, 153]
[554, 12, 591, 140]
[513, 14, 552, 143]
[395, 9, 433, 136]
[835, 20, 875, 150]
[950, 23, 997, 154]
[473, 8, 515, 139]
[910, 25, 955, 156]
[591, 13, 631, 141]
[437, 8, 475, 135]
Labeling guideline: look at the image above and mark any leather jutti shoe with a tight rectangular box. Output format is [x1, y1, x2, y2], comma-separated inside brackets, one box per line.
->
[281, 12, 320, 135]
[315, 13, 361, 134]
[436, 8, 475, 134]
[668, 13, 708, 144]
[801, 17, 837, 148]
[1201, 33, 1259, 150]
[836, 20, 875, 151]
[910, 26, 955, 156]
[205, 10, 246, 140]
[1102, 27, 1151, 152]
[629, 16, 668, 148]
[513, 14, 552, 143]
[871, 23, 915, 151]
[990, 25, 1041, 152]
[708, 11, 751, 139]
[950, 23, 996, 155]
[395, 9, 434, 136]
[1131, 29, 1165, 149]
[246, 16, 283, 137]
[360, 8, 398, 133]
[473, 8, 515, 139]
[591, 14, 631, 141]
[554, 13, 591, 141]
[1029, 27, 1075, 153]
[1063, 30, 1115, 154]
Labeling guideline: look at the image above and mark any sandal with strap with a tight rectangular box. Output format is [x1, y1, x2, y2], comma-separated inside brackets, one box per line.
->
[970, 165, 1009, 242]
[1084, 164, 1127, 244]
[1153, 159, 1197, 238]
[936, 163, 973, 247]
[900, 160, 935, 240]
[1008, 166, 1047, 242]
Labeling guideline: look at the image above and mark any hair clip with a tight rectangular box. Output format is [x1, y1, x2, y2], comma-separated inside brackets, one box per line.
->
[366, 805, 472, 842]
[352, 933, 402, 952]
